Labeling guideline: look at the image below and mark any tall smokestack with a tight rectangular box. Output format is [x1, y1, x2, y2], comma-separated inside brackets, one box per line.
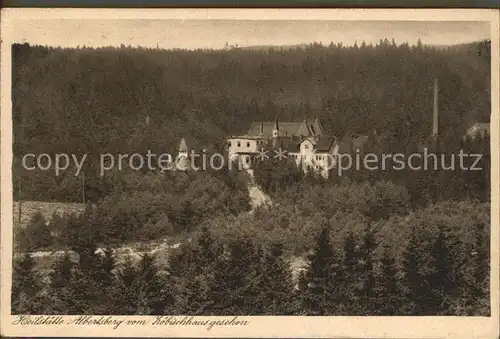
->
[433, 78, 439, 138]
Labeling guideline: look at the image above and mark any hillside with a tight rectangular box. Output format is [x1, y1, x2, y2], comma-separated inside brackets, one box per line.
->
[10, 38, 491, 317]
[13, 201, 85, 228]
[12, 40, 491, 203]
[13, 40, 490, 153]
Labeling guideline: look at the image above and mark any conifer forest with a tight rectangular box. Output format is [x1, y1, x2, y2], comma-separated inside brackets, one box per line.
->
[12, 38, 491, 316]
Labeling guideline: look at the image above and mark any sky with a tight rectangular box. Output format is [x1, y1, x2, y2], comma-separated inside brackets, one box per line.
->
[13, 19, 490, 50]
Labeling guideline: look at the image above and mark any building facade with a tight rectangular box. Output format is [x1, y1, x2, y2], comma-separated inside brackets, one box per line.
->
[176, 137, 190, 171]
[465, 122, 490, 140]
[227, 117, 339, 177]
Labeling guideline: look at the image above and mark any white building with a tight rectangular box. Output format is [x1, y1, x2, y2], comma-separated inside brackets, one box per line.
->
[465, 122, 490, 140]
[227, 117, 339, 177]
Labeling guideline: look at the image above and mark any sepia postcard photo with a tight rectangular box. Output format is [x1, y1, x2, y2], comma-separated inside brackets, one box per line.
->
[1, 8, 499, 338]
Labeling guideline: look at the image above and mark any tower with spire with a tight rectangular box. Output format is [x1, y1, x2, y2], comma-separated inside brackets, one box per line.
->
[176, 137, 190, 172]
[272, 116, 280, 138]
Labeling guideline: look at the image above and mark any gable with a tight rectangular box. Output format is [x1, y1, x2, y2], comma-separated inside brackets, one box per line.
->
[300, 139, 314, 150]
[295, 122, 312, 137]
[315, 136, 337, 152]
[312, 119, 326, 136]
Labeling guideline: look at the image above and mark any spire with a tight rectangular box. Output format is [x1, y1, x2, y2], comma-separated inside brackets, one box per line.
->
[178, 137, 188, 152]
[303, 117, 313, 136]
[177, 137, 190, 172]
[272, 116, 280, 138]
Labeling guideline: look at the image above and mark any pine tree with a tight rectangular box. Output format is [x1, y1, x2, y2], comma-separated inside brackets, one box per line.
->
[473, 222, 489, 292]
[300, 227, 337, 315]
[195, 226, 218, 268]
[137, 252, 164, 315]
[50, 212, 68, 248]
[219, 238, 259, 315]
[12, 253, 43, 314]
[357, 225, 377, 314]
[95, 247, 117, 289]
[91, 246, 120, 314]
[174, 200, 197, 233]
[469, 221, 489, 315]
[50, 252, 74, 289]
[373, 246, 404, 315]
[336, 231, 360, 314]
[67, 264, 102, 314]
[401, 228, 420, 314]
[167, 242, 204, 314]
[15, 228, 32, 252]
[258, 242, 294, 315]
[428, 226, 454, 314]
[401, 226, 433, 315]
[25, 212, 53, 250]
[207, 242, 229, 315]
[191, 227, 226, 315]
[115, 252, 163, 315]
[115, 255, 140, 314]
[67, 213, 98, 271]
[48, 251, 75, 314]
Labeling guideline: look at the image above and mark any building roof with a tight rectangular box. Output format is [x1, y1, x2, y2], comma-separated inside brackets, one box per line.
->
[178, 137, 188, 152]
[467, 122, 490, 133]
[273, 116, 279, 131]
[466, 122, 490, 140]
[315, 136, 337, 152]
[336, 134, 369, 153]
[277, 138, 300, 152]
[244, 118, 326, 139]
[312, 118, 326, 136]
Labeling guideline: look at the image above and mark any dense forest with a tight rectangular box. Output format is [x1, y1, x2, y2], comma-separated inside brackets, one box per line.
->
[12, 39, 490, 202]
[13, 204, 490, 315]
[11, 39, 491, 315]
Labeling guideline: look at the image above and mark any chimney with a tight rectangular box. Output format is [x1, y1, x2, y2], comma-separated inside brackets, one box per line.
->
[432, 78, 439, 138]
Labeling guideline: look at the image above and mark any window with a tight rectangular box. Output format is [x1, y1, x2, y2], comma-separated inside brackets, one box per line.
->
[228, 141, 231, 147]
[247, 142, 250, 147]
[246, 157, 250, 164]
[237, 141, 241, 147]
[304, 144, 309, 150]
